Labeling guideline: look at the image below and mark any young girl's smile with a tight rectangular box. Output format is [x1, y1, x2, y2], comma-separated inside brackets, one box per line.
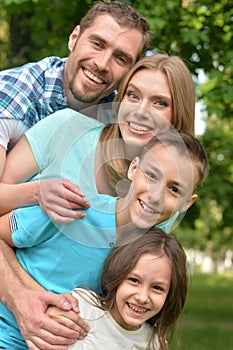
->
[110, 252, 171, 330]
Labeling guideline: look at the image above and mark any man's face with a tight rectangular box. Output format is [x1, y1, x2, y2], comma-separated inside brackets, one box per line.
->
[64, 15, 144, 110]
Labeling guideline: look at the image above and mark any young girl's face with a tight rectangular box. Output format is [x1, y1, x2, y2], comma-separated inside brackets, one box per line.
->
[117, 68, 173, 148]
[111, 252, 171, 330]
[126, 143, 198, 229]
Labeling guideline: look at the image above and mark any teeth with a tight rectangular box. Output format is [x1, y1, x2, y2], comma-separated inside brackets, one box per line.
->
[129, 122, 150, 132]
[139, 199, 156, 214]
[83, 69, 103, 84]
[128, 303, 147, 314]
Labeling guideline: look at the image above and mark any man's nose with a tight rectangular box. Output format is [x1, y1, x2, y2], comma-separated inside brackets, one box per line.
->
[93, 50, 111, 72]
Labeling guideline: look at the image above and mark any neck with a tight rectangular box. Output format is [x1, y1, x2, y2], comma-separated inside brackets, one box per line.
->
[123, 142, 143, 161]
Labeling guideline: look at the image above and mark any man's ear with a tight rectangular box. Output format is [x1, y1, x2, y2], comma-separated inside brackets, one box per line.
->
[180, 194, 198, 213]
[68, 25, 80, 52]
[127, 157, 140, 181]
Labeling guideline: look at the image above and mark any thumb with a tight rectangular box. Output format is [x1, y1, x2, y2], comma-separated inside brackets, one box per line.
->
[47, 292, 79, 313]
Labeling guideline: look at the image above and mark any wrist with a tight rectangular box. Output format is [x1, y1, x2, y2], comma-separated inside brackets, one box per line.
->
[30, 180, 40, 206]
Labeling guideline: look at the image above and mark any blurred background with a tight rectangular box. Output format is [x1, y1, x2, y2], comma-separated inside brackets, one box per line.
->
[0, 0, 232, 348]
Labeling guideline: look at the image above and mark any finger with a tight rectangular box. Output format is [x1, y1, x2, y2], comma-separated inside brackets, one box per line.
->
[25, 331, 76, 350]
[61, 179, 85, 196]
[46, 209, 86, 223]
[49, 313, 87, 335]
[60, 293, 79, 312]
[61, 189, 90, 208]
[38, 316, 79, 339]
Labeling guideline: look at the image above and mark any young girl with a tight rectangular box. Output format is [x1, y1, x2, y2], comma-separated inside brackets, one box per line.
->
[0, 129, 208, 349]
[49, 228, 187, 350]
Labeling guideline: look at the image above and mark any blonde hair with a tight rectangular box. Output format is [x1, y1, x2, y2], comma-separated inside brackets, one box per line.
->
[100, 53, 196, 191]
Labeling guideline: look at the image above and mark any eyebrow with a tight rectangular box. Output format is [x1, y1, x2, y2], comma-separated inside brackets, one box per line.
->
[144, 164, 188, 191]
[89, 34, 134, 64]
[127, 83, 172, 101]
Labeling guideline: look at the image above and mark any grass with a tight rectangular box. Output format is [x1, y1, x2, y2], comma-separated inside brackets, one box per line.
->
[170, 271, 233, 350]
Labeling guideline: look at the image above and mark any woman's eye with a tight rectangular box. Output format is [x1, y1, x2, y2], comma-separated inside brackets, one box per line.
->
[154, 100, 169, 107]
[128, 92, 139, 100]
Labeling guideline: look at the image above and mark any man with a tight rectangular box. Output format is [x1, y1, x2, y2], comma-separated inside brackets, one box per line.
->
[0, 0, 151, 176]
[0, 1, 151, 349]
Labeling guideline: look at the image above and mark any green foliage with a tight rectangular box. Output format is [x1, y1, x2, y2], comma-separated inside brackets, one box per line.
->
[170, 272, 233, 350]
[0, 0, 92, 68]
[0, 0, 232, 253]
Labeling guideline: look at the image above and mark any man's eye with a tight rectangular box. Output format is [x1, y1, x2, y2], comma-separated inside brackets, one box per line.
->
[116, 56, 128, 65]
[92, 41, 102, 48]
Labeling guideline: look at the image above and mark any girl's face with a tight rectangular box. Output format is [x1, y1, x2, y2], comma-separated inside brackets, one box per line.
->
[111, 252, 171, 330]
[126, 143, 198, 229]
[118, 69, 173, 147]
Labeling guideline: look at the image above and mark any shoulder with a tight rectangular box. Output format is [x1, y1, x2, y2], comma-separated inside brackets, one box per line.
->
[71, 288, 102, 315]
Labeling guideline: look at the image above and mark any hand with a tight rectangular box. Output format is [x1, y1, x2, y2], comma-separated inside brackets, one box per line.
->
[47, 293, 90, 339]
[38, 178, 90, 223]
[11, 288, 90, 350]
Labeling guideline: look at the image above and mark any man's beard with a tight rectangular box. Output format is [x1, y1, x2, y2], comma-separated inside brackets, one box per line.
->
[69, 80, 103, 104]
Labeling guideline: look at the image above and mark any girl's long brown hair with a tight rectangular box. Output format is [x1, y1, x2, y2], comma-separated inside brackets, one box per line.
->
[99, 228, 188, 350]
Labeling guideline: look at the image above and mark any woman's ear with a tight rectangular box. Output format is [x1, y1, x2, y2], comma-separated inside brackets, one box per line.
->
[179, 194, 198, 213]
[127, 157, 140, 181]
[68, 25, 80, 52]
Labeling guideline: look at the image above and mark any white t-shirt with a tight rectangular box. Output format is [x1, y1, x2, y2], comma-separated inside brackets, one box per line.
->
[69, 288, 160, 350]
[0, 118, 28, 151]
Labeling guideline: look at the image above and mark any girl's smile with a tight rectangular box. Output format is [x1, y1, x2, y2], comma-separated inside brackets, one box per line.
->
[110, 252, 171, 330]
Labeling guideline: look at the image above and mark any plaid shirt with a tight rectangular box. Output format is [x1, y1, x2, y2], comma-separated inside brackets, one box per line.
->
[0, 56, 68, 128]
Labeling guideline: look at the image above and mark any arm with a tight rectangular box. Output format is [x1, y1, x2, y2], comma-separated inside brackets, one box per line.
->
[0, 237, 90, 349]
[0, 145, 6, 178]
[0, 136, 90, 222]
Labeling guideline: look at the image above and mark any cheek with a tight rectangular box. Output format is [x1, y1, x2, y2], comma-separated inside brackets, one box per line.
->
[163, 195, 179, 213]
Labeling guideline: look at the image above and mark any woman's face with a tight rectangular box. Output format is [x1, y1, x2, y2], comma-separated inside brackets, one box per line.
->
[118, 68, 173, 147]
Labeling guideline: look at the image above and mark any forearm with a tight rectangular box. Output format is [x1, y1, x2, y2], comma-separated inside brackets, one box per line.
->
[0, 240, 85, 347]
[0, 181, 39, 215]
[0, 239, 44, 309]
